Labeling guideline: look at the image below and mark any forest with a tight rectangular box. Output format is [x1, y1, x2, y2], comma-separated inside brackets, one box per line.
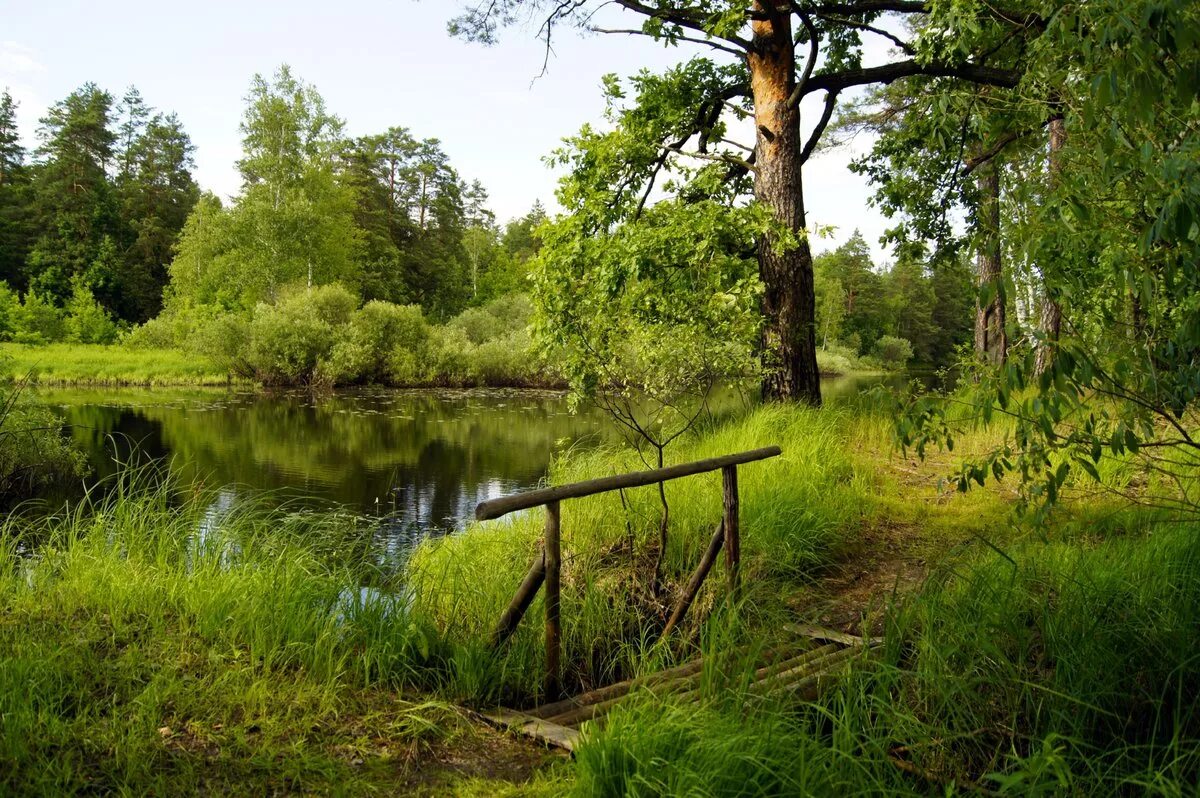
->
[1, 0, 1198, 795]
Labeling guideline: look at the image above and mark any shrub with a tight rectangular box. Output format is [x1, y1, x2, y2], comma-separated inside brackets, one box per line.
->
[0, 283, 18, 342]
[422, 326, 473, 386]
[13, 292, 64, 344]
[330, 301, 428, 384]
[871, 335, 913, 370]
[448, 294, 532, 345]
[247, 298, 337, 386]
[63, 280, 119, 345]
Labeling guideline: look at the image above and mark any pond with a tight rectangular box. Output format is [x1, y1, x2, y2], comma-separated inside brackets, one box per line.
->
[29, 374, 894, 543]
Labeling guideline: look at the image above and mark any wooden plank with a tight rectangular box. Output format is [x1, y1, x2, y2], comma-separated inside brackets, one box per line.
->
[669, 644, 838, 706]
[660, 521, 725, 638]
[544, 501, 561, 700]
[783, 622, 883, 648]
[485, 708, 581, 752]
[722, 465, 740, 595]
[475, 447, 783, 520]
[527, 656, 706, 720]
[490, 548, 545, 647]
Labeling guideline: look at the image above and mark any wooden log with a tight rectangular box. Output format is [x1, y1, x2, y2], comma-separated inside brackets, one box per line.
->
[544, 501, 562, 700]
[669, 643, 838, 706]
[660, 521, 725, 639]
[490, 548, 546, 648]
[783, 622, 882, 648]
[754, 646, 860, 695]
[528, 656, 707, 720]
[722, 465, 740, 595]
[484, 708, 581, 752]
[475, 446, 783, 520]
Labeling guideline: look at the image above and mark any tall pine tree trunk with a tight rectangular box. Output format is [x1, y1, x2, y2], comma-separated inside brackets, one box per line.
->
[750, 3, 821, 405]
[1034, 116, 1065, 376]
[974, 161, 1006, 366]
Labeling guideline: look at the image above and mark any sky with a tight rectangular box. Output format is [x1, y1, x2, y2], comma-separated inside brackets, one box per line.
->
[0, 0, 892, 260]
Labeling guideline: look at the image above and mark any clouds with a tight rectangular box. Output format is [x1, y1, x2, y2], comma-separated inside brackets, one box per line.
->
[0, 42, 46, 151]
[0, 41, 44, 75]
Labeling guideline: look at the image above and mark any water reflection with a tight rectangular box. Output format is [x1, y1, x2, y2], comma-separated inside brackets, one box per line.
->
[35, 387, 612, 540]
[32, 375, 896, 545]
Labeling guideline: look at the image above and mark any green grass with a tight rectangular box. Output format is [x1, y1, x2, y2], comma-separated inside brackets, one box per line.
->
[0, 343, 238, 386]
[0, 476, 551, 795]
[2, 398, 1197, 794]
[567, 522, 1200, 796]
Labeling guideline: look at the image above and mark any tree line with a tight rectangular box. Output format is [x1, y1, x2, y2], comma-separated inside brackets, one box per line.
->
[0, 67, 545, 348]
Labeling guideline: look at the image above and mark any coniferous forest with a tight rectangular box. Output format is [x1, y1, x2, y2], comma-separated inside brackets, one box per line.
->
[2, 2, 1199, 795]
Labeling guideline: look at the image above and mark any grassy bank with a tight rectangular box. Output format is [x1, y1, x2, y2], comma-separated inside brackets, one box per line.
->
[0, 343, 237, 387]
[2, 400, 1195, 794]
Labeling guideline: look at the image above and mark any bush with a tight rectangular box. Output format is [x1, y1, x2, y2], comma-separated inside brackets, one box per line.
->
[63, 280, 119, 345]
[871, 335, 913, 370]
[329, 301, 428, 384]
[0, 283, 18, 342]
[448, 294, 532, 345]
[13, 292, 64, 345]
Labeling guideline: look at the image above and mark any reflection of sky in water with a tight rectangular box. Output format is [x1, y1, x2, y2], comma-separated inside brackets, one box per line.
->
[31, 377, 891, 555]
[36, 388, 614, 551]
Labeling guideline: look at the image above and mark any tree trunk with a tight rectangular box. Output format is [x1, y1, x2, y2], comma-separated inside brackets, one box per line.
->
[750, 4, 822, 406]
[974, 161, 1006, 366]
[1034, 116, 1065, 376]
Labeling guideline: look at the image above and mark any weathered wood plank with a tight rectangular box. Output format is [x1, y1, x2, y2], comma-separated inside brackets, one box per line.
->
[475, 447, 783, 520]
[722, 465, 740, 595]
[544, 501, 562, 700]
[485, 708, 581, 752]
[491, 548, 545, 648]
[783, 622, 883, 648]
[660, 521, 725, 639]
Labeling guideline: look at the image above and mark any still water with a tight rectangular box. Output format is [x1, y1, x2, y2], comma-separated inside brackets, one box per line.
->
[31, 376, 890, 540]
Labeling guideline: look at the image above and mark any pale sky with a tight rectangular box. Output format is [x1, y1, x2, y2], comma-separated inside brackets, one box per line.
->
[1, 0, 892, 261]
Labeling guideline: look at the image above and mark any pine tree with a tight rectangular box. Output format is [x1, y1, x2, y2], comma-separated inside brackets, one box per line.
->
[25, 83, 121, 306]
[116, 111, 199, 320]
[0, 90, 35, 288]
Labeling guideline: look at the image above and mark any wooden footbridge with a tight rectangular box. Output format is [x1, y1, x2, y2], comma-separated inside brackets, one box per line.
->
[472, 446, 881, 752]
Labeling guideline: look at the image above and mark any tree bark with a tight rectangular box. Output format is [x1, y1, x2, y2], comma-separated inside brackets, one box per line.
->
[1034, 116, 1065, 376]
[750, 3, 822, 405]
[973, 161, 1006, 366]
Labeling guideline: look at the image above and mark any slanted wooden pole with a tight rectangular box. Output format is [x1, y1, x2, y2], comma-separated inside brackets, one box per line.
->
[722, 465, 741, 595]
[544, 501, 562, 699]
[491, 548, 546, 648]
[660, 521, 725, 639]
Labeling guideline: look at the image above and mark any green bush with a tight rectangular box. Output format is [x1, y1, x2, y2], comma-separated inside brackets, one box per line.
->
[0, 283, 18, 342]
[13, 292, 64, 345]
[871, 335, 913, 370]
[329, 301, 429, 384]
[448, 294, 532, 345]
[63, 280, 119, 345]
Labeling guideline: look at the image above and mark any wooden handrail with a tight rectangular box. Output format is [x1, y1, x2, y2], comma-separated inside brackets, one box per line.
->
[483, 444, 784, 699]
[475, 446, 782, 521]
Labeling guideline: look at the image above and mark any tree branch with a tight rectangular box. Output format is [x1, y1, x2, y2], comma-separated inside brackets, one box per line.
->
[803, 58, 1019, 97]
[614, 0, 751, 49]
[591, 26, 746, 58]
[960, 116, 1060, 177]
[786, 3, 821, 108]
[799, 89, 840, 163]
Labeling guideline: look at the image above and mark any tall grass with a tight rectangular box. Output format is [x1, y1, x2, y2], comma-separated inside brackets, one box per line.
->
[0, 473, 464, 794]
[569, 521, 1200, 796]
[0, 343, 236, 386]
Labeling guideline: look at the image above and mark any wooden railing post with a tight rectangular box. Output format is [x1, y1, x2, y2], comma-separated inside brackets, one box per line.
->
[490, 548, 546, 648]
[722, 465, 740, 596]
[544, 500, 562, 699]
